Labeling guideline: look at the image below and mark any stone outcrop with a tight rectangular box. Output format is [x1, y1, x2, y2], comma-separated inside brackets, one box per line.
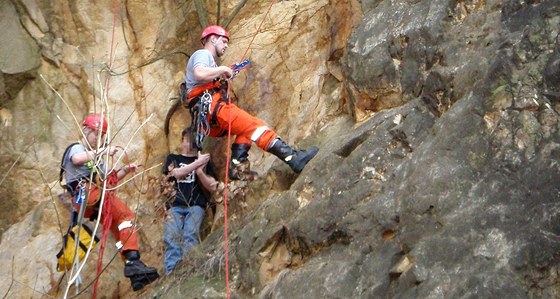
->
[1, 0, 560, 298]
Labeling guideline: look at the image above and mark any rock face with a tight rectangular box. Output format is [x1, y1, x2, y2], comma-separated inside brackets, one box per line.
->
[1, 0, 560, 298]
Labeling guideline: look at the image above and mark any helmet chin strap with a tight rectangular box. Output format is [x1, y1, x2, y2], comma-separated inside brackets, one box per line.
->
[212, 36, 227, 58]
[212, 35, 223, 46]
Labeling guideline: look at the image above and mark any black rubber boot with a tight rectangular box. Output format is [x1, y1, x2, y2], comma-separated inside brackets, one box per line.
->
[229, 143, 256, 180]
[124, 250, 159, 291]
[267, 138, 318, 173]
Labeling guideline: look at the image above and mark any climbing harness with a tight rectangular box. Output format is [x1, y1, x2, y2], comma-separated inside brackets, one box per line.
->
[182, 80, 224, 149]
[186, 58, 251, 150]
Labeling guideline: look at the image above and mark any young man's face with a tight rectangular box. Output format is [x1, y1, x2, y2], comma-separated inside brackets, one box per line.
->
[213, 35, 229, 57]
[182, 133, 195, 152]
[85, 128, 103, 147]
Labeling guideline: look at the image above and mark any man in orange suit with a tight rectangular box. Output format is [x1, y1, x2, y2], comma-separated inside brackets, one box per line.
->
[185, 25, 318, 179]
[62, 113, 159, 291]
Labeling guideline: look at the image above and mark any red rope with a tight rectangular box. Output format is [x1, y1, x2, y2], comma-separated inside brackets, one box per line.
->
[240, 0, 277, 61]
[92, 171, 118, 298]
[222, 1, 277, 297]
[223, 83, 232, 298]
[104, 0, 118, 100]
[92, 0, 119, 297]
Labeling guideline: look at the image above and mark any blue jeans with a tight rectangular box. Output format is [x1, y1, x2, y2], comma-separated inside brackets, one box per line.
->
[163, 205, 205, 274]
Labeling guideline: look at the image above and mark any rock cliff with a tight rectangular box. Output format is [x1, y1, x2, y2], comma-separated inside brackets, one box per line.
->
[1, 0, 559, 298]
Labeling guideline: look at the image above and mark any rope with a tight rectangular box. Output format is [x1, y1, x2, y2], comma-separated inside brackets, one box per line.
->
[222, 1, 277, 297]
[239, 0, 277, 61]
[92, 171, 118, 297]
[223, 83, 232, 298]
[116, 145, 148, 195]
[91, 0, 119, 297]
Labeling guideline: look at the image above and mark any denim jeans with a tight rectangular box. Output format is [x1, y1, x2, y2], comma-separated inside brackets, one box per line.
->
[163, 205, 205, 274]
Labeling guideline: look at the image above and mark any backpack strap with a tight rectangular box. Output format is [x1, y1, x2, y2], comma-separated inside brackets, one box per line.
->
[59, 142, 79, 188]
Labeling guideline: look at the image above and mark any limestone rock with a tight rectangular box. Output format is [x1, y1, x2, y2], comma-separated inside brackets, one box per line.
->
[1, 0, 560, 298]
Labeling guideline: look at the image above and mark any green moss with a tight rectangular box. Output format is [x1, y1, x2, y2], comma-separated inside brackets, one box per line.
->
[489, 84, 513, 110]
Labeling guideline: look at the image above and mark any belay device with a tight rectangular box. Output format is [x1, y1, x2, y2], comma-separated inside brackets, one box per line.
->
[230, 58, 250, 79]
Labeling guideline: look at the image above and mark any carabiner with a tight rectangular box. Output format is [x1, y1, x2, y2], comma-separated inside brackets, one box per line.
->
[76, 180, 86, 205]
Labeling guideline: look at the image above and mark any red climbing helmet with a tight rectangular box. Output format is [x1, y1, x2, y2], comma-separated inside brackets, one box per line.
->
[200, 25, 229, 43]
[82, 113, 108, 134]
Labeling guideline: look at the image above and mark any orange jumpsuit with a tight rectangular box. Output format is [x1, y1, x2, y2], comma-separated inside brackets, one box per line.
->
[74, 182, 139, 255]
[188, 81, 278, 150]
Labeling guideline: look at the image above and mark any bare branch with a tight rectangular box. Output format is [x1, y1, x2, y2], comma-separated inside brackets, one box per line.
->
[105, 163, 162, 191]
[222, 0, 249, 29]
[164, 97, 183, 136]
[0, 139, 36, 187]
[195, 0, 209, 28]
[107, 50, 190, 77]
[40, 74, 86, 142]
[217, 0, 221, 24]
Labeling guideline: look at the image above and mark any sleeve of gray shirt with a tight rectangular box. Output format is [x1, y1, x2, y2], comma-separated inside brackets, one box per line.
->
[64, 143, 106, 183]
[185, 49, 217, 93]
[64, 143, 89, 183]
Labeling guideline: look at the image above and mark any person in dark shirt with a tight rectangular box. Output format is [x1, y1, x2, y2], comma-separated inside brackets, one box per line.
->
[162, 127, 218, 274]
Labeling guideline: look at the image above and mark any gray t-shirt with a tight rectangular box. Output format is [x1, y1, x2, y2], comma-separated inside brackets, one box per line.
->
[185, 49, 217, 94]
[63, 143, 106, 184]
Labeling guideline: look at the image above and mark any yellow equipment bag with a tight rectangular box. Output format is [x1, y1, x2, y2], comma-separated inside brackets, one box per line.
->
[56, 223, 99, 272]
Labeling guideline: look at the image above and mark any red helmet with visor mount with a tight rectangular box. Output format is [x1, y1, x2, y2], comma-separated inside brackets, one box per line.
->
[200, 25, 229, 44]
[82, 113, 108, 134]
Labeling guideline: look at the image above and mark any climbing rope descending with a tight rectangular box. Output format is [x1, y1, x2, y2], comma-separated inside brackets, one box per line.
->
[222, 1, 277, 298]
[91, 0, 120, 297]
[92, 171, 118, 298]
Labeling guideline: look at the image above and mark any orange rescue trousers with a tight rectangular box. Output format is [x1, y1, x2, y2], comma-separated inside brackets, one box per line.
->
[189, 82, 278, 150]
[74, 185, 139, 256]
